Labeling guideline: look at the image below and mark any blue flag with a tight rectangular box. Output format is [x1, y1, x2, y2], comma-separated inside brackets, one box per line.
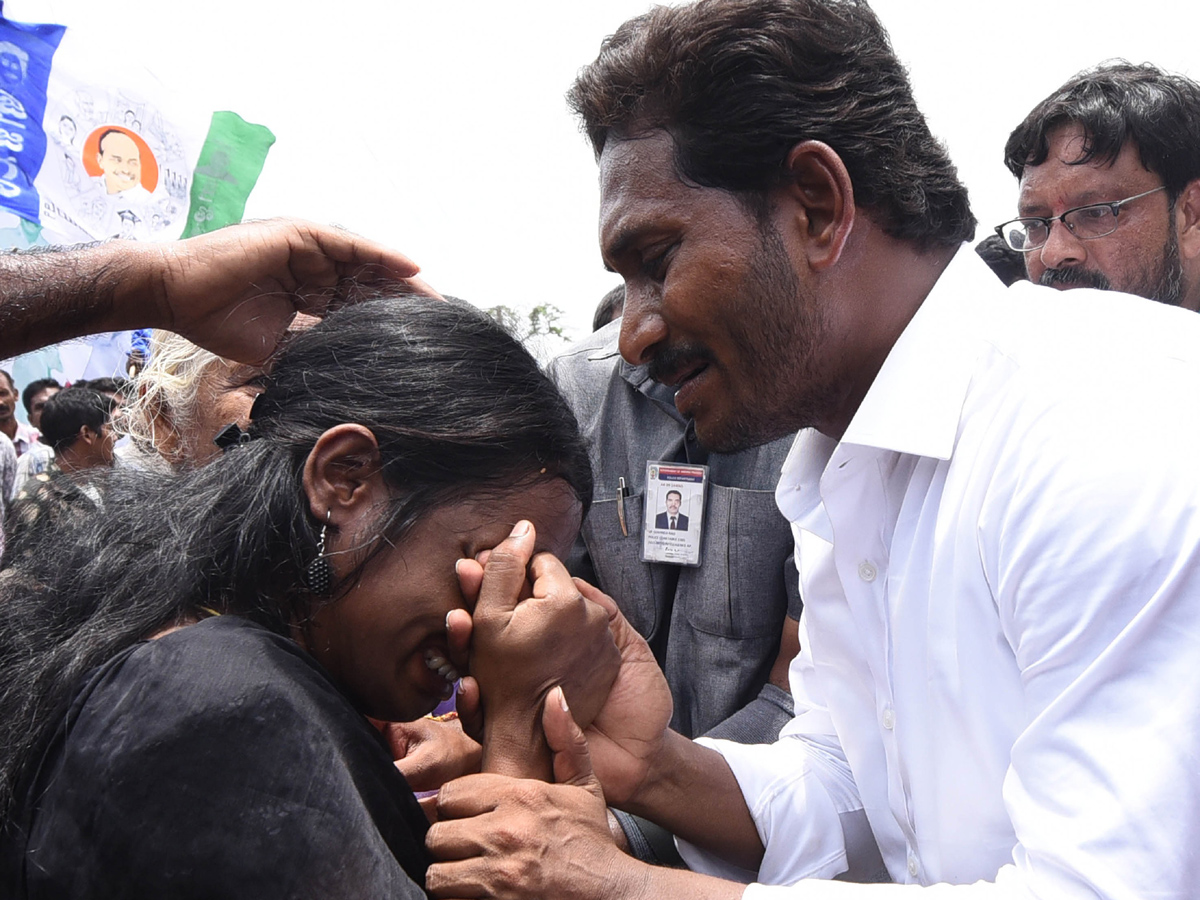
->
[0, 4, 64, 223]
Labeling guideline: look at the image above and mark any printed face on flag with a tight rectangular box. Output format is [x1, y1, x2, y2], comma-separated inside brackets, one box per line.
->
[96, 129, 140, 193]
[0, 43, 27, 85]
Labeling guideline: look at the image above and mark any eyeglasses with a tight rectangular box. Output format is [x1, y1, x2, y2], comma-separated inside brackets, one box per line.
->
[994, 185, 1167, 252]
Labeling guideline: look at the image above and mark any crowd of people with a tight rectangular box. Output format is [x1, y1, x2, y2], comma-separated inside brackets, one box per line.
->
[2, 0, 1200, 897]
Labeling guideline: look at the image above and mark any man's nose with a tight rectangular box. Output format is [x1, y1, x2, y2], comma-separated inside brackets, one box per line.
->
[618, 282, 668, 367]
[1038, 219, 1086, 271]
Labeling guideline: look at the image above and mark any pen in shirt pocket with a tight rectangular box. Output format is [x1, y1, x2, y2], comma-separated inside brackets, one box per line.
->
[617, 476, 628, 537]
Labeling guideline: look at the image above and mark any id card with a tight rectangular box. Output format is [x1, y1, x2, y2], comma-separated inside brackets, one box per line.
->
[641, 460, 707, 566]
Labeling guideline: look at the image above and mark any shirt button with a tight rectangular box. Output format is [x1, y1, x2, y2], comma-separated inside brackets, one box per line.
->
[907, 855, 919, 877]
[858, 560, 877, 582]
[881, 707, 894, 730]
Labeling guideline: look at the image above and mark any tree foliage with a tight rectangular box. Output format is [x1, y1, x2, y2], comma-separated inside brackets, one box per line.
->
[484, 303, 568, 341]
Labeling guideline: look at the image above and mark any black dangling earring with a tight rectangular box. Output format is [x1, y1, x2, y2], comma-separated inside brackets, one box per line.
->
[303, 510, 333, 595]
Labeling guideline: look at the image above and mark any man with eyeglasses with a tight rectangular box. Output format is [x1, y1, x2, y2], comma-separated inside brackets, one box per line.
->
[998, 62, 1200, 309]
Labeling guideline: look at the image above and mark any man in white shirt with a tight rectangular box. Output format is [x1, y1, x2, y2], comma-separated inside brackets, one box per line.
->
[0, 370, 38, 456]
[423, 1, 1200, 897]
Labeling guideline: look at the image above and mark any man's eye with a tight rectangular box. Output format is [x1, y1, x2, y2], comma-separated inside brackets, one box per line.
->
[641, 244, 675, 280]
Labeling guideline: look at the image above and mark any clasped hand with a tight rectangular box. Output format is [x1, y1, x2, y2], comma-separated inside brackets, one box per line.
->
[452, 520, 622, 779]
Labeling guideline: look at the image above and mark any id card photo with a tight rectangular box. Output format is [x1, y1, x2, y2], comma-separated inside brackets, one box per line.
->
[641, 461, 708, 566]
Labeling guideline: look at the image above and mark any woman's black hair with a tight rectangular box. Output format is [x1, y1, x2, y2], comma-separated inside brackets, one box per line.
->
[0, 295, 592, 818]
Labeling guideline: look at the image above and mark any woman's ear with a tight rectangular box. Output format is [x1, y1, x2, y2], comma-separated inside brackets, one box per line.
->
[776, 140, 856, 272]
[302, 424, 386, 536]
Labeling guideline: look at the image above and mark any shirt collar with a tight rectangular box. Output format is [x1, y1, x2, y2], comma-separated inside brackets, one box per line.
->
[575, 318, 687, 421]
[14, 422, 39, 449]
[776, 428, 839, 541]
[839, 243, 996, 460]
[775, 245, 1003, 541]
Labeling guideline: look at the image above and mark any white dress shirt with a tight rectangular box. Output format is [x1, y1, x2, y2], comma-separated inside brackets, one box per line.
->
[678, 247, 1200, 898]
[11, 421, 38, 457]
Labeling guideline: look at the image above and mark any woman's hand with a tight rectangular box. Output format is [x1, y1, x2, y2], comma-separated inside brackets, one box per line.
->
[377, 715, 482, 822]
[456, 521, 621, 781]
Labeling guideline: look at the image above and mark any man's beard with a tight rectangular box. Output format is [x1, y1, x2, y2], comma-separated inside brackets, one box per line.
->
[1038, 227, 1183, 306]
[648, 222, 833, 453]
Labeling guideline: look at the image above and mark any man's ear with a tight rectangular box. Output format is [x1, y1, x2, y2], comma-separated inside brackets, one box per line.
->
[1175, 178, 1200, 260]
[301, 424, 386, 535]
[148, 405, 182, 462]
[1174, 180, 1200, 312]
[776, 140, 856, 271]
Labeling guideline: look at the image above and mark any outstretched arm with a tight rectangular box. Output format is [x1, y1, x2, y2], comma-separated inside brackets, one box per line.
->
[0, 218, 437, 363]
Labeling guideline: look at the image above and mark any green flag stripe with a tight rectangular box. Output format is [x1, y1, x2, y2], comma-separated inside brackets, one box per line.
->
[180, 111, 275, 239]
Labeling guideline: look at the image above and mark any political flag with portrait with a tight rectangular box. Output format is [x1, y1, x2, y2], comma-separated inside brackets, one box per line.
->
[0, 2, 274, 387]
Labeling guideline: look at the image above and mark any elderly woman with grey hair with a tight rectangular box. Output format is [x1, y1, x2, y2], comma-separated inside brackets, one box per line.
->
[118, 329, 274, 469]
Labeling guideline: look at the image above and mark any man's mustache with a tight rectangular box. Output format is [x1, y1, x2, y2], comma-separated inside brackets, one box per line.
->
[1039, 267, 1111, 290]
[646, 342, 714, 385]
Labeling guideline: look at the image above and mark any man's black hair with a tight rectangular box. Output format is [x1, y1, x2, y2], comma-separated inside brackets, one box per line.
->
[568, 0, 975, 249]
[96, 128, 127, 155]
[38, 387, 110, 453]
[1005, 62, 1200, 202]
[76, 376, 129, 398]
[21, 377, 62, 414]
[974, 234, 1029, 287]
[593, 284, 626, 332]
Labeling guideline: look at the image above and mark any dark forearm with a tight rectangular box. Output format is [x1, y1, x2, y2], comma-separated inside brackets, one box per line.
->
[0, 241, 162, 357]
[615, 857, 749, 900]
[480, 701, 553, 782]
[769, 615, 801, 692]
[614, 683, 791, 865]
[624, 729, 765, 871]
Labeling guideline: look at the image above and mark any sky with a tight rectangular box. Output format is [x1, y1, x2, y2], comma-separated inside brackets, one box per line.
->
[5, 0, 1199, 343]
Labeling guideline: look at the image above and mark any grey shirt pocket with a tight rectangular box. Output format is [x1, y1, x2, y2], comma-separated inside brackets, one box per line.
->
[678, 484, 794, 640]
[579, 492, 663, 641]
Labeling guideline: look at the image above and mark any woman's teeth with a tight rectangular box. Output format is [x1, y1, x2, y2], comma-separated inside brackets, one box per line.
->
[424, 649, 459, 685]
